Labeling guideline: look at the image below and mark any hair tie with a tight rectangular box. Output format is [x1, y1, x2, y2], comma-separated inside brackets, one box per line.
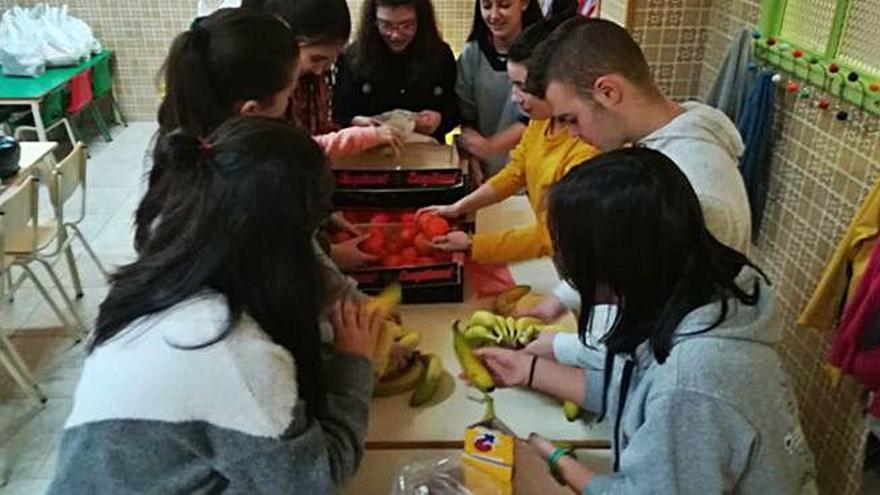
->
[198, 137, 214, 154]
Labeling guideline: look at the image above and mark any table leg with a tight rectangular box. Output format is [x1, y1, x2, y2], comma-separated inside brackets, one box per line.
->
[30, 101, 47, 141]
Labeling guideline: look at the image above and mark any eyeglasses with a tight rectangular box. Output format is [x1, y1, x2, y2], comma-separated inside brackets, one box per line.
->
[376, 19, 417, 35]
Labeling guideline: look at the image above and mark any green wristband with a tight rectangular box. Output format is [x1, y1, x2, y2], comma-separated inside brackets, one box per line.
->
[547, 446, 576, 483]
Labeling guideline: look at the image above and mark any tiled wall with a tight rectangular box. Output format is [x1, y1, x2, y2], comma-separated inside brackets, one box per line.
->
[627, 0, 713, 101]
[0, 0, 477, 120]
[601, 0, 631, 26]
[698, 1, 873, 494]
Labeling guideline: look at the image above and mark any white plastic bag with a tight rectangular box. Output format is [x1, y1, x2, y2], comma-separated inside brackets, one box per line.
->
[0, 7, 46, 77]
[40, 6, 82, 66]
[197, 0, 242, 17]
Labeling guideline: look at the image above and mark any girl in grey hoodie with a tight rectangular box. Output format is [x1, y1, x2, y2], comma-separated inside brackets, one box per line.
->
[476, 148, 818, 494]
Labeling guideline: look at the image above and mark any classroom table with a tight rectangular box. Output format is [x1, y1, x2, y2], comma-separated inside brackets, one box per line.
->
[0, 141, 57, 192]
[347, 196, 611, 492]
[0, 50, 111, 141]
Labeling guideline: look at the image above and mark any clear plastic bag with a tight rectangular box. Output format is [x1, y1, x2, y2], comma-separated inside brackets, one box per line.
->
[392, 456, 505, 495]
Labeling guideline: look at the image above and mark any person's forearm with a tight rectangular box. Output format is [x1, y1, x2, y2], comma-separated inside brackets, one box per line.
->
[486, 123, 526, 156]
[529, 358, 586, 405]
[557, 455, 595, 493]
[454, 183, 501, 215]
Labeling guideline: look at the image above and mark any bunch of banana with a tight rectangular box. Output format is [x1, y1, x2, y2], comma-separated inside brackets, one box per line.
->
[494, 285, 531, 315]
[463, 310, 553, 349]
[373, 352, 445, 407]
[367, 284, 403, 378]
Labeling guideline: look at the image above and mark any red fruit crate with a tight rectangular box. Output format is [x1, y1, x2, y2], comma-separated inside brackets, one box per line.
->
[334, 214, 465, 303]
[330, 143, 468, 209]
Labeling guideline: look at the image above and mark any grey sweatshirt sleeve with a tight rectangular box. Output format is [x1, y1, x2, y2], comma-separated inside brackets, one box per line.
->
[455, 43, 479, 124]
[215, 353, 374, 493]
[584, 389, 756, 495]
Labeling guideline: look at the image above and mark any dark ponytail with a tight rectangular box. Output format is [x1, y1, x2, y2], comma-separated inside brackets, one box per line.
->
[143, 8, 297, 252]
[156, 8, 297, 137]
[103, 117, 333, 416]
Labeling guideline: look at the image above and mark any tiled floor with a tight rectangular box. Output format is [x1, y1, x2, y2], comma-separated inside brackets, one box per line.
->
[1, 122, 879, 494]
[0, 122, 154, 494]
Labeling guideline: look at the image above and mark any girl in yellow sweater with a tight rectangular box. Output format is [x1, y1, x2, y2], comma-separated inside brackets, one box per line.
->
[424, 16, 597, 264]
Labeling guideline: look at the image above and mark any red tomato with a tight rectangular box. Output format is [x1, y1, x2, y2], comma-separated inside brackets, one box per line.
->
[400, 212, 416, 224]
[371, 212, 392, 224]
[417, 212, 435, 231]
[382, 254, 404, 268]
[385, 240, 403, 255]
[414, 233, 433, 256]
[416, 256, 435, 265]
[400, 247, 418, 264]
[361, 230, 385, 255]
[423, 217, 451, 238]
[332, 231, 353, 244]
[399, 226, 417, 244]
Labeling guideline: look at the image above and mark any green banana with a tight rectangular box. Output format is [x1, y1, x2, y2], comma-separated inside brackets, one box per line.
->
[464, 325, 500, 348]
[562, 400, 582, 422]
[410, 354, 443, 406]
[517, 325, 537, 346]
[516, 317, 544, 333]
[453, 321, 495, 393]
[373, 358, 426, 397]
[469, 310, 498, 329]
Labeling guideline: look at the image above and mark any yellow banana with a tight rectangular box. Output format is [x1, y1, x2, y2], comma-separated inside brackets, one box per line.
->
[562, 400, 582, 422]
[453, 321, 495, 393]
[494, 285, 531, 315]
[366, 283, 402, 316]
[373, 319, 399, 377]
[367, 285, 403, 377]
[512, 292, 544, 315]
[396, 330, 421, 351]
[410, 354, 443, 406]
[469, 310, 499, 329]
[373, 358, 426, 397]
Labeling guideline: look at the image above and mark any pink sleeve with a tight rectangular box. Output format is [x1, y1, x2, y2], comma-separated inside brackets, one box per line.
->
[314, 127, 382, 158]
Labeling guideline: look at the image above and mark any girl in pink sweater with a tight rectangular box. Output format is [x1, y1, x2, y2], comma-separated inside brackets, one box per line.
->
[243, 0, 403, 158]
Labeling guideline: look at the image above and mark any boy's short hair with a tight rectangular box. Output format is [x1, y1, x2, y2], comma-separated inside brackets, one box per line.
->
[526, 17, 658, 99]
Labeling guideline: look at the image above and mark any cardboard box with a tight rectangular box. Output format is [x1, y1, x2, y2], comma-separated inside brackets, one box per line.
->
[331, 143, 468, 209]
[336, 212, 467, 303]
[462, 417, 577, 495]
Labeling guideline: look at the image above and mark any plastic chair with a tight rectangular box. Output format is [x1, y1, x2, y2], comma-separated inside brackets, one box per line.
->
[0, 185, 49, 407]
[44, 142, 108, 298]
[1, 177, 87, 338]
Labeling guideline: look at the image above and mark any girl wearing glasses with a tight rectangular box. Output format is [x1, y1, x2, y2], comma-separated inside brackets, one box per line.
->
[333, 0, 459, 143]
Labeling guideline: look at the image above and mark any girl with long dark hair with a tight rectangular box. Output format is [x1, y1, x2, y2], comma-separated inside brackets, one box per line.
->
[333, 0, 459, 142]
[472, 149, 817, 493]
[50, 117, 382, 493]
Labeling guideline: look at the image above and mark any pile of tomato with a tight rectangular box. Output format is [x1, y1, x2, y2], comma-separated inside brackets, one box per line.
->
[332, 212, 453, 268]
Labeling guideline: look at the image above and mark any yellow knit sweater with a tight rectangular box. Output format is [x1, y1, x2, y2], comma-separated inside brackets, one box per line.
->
[471, 118, 598, 264]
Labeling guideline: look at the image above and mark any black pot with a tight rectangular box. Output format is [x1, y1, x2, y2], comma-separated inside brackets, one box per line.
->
[0, 135, 21, 180]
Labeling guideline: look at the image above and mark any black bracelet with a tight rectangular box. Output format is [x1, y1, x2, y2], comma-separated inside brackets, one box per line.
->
[527, 355, 538, 388]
